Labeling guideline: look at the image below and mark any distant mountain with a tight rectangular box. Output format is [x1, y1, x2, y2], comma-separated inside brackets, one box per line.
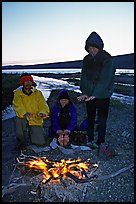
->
[112, 53, 134, 69]
[2, 53, 134, 70]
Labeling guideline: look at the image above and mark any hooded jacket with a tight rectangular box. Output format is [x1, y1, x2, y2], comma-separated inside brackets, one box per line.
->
[12, 86, 50, 126]
[50, 91, 77, 134]
[80, 31, 115, 98]
[85, 31, 104, 51]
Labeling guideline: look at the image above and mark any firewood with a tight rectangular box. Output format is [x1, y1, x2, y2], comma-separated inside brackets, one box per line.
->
[2, 183, 31, 198]
[66, 172, 91, 183]
[82, 183, 88, 200]
[97, 163, 134, 180]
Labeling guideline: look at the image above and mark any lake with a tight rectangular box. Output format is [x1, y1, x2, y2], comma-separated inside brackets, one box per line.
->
[2, 68, 134, 75]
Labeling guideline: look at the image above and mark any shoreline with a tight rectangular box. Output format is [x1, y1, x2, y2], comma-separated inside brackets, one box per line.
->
[2, 73, 134, 111]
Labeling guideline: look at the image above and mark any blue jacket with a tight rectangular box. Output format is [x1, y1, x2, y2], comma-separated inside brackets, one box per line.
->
[50, 100, 77, 134]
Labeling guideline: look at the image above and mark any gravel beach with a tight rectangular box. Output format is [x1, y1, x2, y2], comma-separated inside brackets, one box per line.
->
[2, 89, 134, 202]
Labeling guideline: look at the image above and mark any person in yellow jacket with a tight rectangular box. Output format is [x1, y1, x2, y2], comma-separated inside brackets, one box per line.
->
[12, 73, 50, 149]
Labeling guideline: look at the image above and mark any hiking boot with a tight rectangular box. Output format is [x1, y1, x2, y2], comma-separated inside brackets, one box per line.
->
[97, 143, 112, 157]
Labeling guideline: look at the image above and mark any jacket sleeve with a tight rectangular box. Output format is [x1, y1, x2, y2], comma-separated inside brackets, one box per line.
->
[92, 58, 115, 98]
[80, 59, 88, 95]
[66, 103, 77, 132]
[51, 104, 61, 133]
[12, 91, 26, 118]
[37, 91, 50, 116]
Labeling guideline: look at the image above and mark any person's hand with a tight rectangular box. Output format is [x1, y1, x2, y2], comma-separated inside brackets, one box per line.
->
[37, 112, 49, 118]
[77, 95, 88, 101]
[85, 96, 96, 101]
[23, 112, 33, 118]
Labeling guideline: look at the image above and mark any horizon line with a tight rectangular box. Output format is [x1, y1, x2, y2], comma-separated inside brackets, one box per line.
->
[2, 52, 134, 67]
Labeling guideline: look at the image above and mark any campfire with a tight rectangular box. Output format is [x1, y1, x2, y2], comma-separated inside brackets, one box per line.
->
[17, 155, 98, 184]
[15, 154, 99, 201]
[2, 152, 134, 202]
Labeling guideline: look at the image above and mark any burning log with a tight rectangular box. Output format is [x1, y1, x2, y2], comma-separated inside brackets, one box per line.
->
[65, 171, 97, 183]
[17, 156, 98, 184]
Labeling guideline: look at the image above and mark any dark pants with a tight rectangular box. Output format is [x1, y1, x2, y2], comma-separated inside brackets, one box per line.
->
[86, 98, 110, 145]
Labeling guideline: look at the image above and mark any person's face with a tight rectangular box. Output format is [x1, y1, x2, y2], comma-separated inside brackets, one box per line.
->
[23, 80, 33, 90]
[60, 98, 69, 107]
[88, 46, 99, 56]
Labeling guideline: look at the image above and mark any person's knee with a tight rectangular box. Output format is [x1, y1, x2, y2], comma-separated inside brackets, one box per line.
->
[29, 126, 46, 146]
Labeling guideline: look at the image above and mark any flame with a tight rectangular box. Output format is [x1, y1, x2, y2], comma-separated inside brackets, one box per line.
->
[18, 156, 97, 184]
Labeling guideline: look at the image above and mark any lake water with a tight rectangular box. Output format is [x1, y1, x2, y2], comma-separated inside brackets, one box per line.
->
[2, 68, 134, 75]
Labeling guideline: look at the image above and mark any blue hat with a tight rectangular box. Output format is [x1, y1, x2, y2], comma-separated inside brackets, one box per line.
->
[58, 90, 70, 100]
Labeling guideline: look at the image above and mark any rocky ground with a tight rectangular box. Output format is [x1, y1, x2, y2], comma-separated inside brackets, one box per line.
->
[2, 89, 134, 202]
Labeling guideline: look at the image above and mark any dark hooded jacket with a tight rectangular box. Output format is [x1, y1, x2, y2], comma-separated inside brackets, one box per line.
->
[50, 90, 77, 135]
[80, 31, 115, 98]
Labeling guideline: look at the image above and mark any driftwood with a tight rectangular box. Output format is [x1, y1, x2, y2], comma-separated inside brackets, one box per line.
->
[82, 183, 88, 200]
[2, 183, 31, 198]
[97, 163, 134, 180]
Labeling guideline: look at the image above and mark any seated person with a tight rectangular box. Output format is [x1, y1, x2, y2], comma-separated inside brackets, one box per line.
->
[50, 90, 77, 146]
[12, 73, 50, 149]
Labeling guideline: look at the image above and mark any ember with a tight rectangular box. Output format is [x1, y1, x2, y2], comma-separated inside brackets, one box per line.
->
[17, 156, 98, 184]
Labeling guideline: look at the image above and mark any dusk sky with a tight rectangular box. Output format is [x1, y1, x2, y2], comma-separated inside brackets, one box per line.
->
[2, 2, 134, 66]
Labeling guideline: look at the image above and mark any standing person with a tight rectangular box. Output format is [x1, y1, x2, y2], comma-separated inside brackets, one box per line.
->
[77, 31, 115, 149]
[12, 73, 50, 149]
[50, 90, 77, 147]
